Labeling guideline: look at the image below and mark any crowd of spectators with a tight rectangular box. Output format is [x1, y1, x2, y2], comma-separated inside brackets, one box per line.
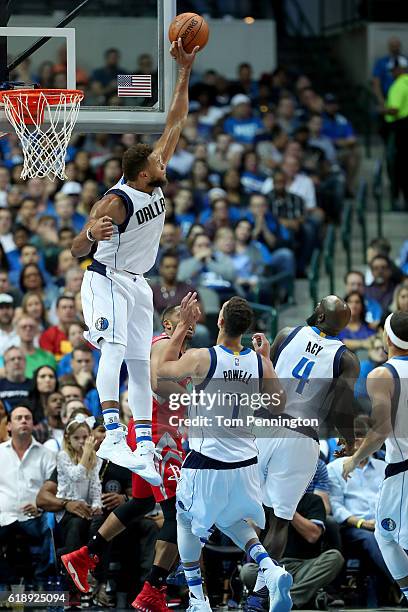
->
[0, 42, 406, 610]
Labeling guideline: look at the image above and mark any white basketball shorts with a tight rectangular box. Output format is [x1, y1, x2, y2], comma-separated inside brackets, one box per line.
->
[376, 469, 408, 549]
[257, 426, 320, 520]
[177, 461, 265, 539]
[81, 267, 153, 360]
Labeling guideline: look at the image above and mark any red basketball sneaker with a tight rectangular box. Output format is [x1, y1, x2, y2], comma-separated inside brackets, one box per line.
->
[61, 546, 99, 593]
[132, 581, 168, 611]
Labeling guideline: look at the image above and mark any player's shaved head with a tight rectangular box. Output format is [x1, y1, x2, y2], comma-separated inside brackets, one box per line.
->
[306, 295, 351, 336]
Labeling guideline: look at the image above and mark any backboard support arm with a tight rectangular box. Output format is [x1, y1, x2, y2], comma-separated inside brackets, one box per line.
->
[7, 0, 90, 74]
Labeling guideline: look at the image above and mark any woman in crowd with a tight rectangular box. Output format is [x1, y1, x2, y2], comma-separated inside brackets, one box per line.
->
[19, 263, 58, 310]
[56, 415, 102, 557]
[338, 291, 376, 351]
[19, 291, 49, 335]
[30, 365, 59, 442]
[222, 168, 247, 207]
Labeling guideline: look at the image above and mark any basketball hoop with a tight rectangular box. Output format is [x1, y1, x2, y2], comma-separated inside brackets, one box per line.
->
[0, 88, 84, 181]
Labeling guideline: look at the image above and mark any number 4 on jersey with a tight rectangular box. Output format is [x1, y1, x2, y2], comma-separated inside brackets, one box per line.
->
[292, 357, 315, 394]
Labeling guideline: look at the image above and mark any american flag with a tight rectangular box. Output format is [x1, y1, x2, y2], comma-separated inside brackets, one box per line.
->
[117, 74, 152, 97]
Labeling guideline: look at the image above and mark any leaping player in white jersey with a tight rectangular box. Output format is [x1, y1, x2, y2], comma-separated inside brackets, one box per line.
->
[246, 295, 360, 611]
[343, 311, 408, 604]
[158, 294, 292, 612]
[71, 39, 198, 484]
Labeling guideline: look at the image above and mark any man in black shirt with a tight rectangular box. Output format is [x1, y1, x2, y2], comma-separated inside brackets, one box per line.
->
[241, 493, 344, 609]
[0, 346, 32, 411]
[268, 169, 318, 276]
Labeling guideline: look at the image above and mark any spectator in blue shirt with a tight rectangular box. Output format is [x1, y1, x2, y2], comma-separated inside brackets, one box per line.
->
[223, 94, 263, 145]
[53, 192, 86, 233]
[240, 150, 267, 194]
[91, 48, 126, 99]
[322, 94, 360, 195]
[372, 37, 408, 107]
[328, 432, 392, 605]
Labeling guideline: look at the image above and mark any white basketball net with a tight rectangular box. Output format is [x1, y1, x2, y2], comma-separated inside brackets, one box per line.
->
[1, 89, 83, 181]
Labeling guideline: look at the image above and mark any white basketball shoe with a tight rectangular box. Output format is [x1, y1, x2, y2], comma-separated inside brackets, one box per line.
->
[186, 596, 212, 611]
[132, 440, 162, 486]
[264, 565, 293, 612]
[96, 425, 143, 471]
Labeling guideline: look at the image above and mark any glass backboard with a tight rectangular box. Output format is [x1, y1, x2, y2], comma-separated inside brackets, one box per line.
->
[2, 0, 176, 133]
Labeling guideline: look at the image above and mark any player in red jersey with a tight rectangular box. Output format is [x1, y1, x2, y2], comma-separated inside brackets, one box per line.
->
[62, 304, 195, 611]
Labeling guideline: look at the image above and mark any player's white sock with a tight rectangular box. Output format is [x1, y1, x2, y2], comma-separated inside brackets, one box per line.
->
[183, 564, 205, 601]
[248, 542, 277, 572]
[102, 407, 120, 431]
[135, 423, 152, 445]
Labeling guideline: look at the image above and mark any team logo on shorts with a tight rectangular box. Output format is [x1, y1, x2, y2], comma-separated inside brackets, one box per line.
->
[95, 317, 109, 331]
[381, 518, 396, 531]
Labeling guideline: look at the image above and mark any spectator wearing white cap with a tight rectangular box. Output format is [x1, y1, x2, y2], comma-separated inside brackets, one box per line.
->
[223, 94, 263, 145]
[0, 294, 19, 356]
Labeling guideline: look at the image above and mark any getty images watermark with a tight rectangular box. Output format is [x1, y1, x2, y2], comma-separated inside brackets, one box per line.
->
[166, 388, 319, 430]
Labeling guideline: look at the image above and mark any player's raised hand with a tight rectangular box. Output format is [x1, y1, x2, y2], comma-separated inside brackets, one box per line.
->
[342, 455, 357, 480]
[252, 333, 271, 359]
[180, 292, 201, 328]
[170, 37, 199, 68]
[89, 216, 114, 242]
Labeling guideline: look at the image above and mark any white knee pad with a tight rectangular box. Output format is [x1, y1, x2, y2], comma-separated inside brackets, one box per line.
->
[375, 527, 408, 580]
[96, 341, 126, 403]
[217, 520, 258, 551]
[177, 508, 203, 563]
[126, 359, 152, 420]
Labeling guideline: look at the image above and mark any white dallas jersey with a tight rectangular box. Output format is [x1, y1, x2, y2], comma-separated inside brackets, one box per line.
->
[274, 325, 346, 423]
[383, 356, 408, 463]
[94, 177, 165, 274]
[189, 345, 262, 462]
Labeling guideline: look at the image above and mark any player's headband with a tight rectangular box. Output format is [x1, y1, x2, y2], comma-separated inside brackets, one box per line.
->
[384, 313, 408, 349]
[66, 413, 96, 431]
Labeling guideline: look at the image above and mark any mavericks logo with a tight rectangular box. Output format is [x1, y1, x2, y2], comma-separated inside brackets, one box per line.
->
[95, 317, 109, 331]
[381, 518, 396, 531]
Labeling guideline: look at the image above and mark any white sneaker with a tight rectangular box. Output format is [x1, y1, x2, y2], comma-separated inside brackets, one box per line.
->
[263, 565, 293, 612]
[96, 425, 143, 471]
[131, 440, 162, 486]
[186, 596, 212, 611]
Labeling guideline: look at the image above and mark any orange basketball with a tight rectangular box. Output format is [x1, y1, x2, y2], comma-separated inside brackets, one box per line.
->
[168, 12, 209, 54]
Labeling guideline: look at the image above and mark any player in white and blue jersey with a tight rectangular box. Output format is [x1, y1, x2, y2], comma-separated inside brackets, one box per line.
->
[248, 295, 359, 611]
[158, 294, 292, 612]
[343, 311, 408, 603]
[70, 39, 198, 484]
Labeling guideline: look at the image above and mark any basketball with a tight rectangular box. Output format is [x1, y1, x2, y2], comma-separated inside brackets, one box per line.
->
[168, 12, 209, 54]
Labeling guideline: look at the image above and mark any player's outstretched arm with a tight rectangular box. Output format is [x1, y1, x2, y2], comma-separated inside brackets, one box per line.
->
[329, 349, 360, 452]
[343, 366, 393, 479]
[71, 194, 127, 258]
[154, 38, 198, 166]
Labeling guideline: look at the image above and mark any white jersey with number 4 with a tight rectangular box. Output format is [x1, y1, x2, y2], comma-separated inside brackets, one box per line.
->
[273, 325, 346, 422]
[94, 177, 165, 274]
[189, 345, 263, 463]
[382, 356, 408, 463]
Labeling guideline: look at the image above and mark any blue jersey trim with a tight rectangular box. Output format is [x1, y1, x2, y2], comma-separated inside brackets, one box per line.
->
[183, 449, 257, 470]
[392, 356, 408, 361]
[273, 326, 303, 368]
[219, 345, 251, 355]
[195, 347, 217, 392]
[88, 259, 107, 276]
[310, 326, 339, 341]
[257, 353, 263, 379]
[333, 345, 347, 378]
[107, 188, 134, 234]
